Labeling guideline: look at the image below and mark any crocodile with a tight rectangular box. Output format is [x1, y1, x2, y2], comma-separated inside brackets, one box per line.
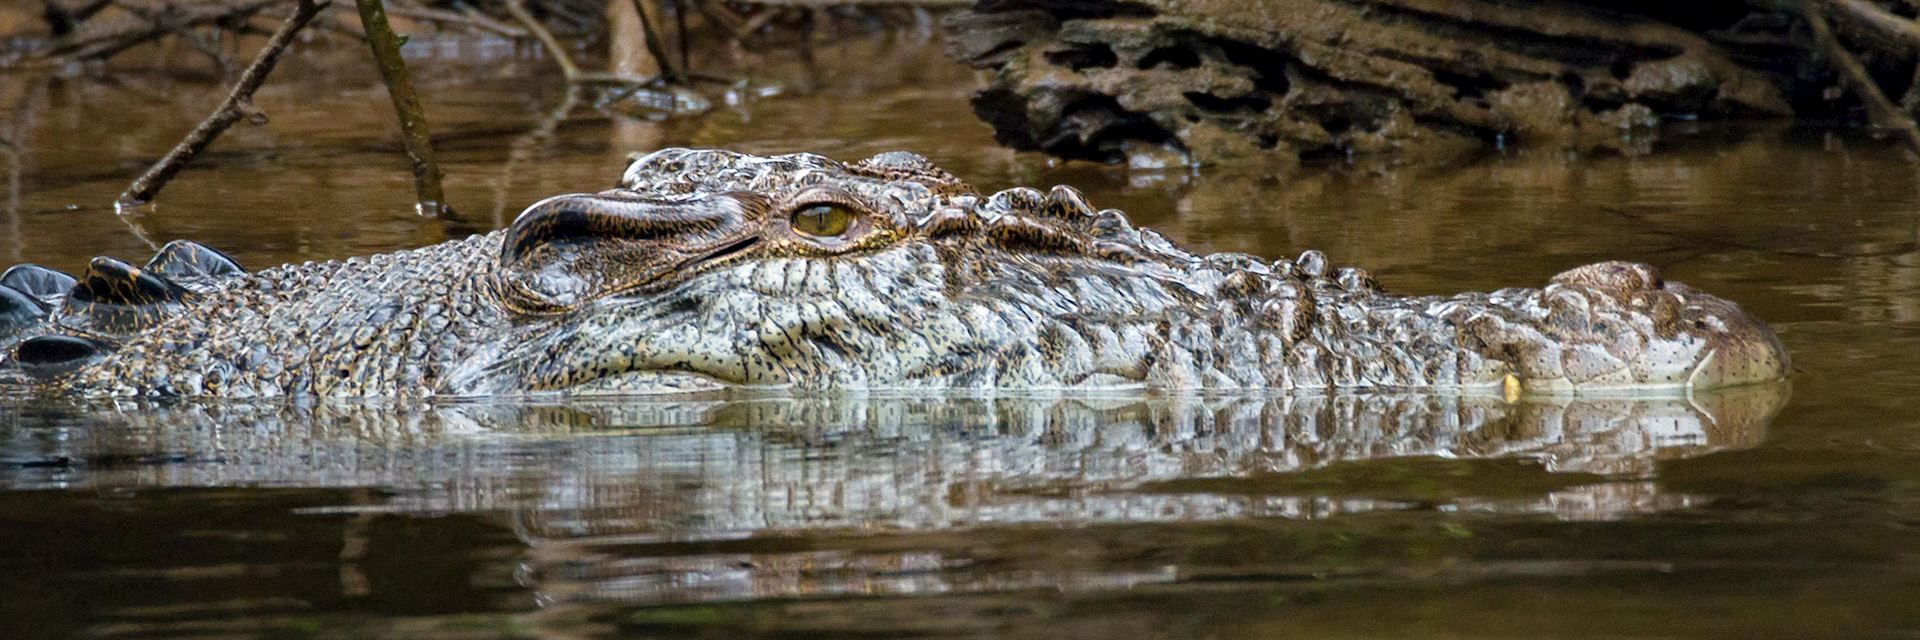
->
[0, 148, 1789, 398]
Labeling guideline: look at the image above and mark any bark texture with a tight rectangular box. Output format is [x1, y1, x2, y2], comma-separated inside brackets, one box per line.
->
[942, 0, 1835, 164]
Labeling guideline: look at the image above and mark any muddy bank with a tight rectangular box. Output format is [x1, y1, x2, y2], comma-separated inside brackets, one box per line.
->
[943, 0, 1910, 165]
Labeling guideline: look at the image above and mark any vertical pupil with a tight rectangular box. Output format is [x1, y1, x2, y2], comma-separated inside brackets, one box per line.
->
[795, 205, 847, 236]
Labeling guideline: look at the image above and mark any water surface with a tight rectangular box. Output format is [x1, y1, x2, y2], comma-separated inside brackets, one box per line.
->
[1, 33, 1917, 639]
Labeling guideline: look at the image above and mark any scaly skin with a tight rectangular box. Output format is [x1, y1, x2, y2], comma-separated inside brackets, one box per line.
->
[3, 149, 1787, 398]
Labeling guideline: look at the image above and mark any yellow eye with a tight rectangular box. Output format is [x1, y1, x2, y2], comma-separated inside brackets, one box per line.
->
[789, 203, 855, 237]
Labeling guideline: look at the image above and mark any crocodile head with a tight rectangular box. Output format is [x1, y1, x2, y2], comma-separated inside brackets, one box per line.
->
[440, 148, 1788, 397]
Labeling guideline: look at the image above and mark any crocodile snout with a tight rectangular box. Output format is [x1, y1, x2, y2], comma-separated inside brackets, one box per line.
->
[1467, 262, 1789, 394]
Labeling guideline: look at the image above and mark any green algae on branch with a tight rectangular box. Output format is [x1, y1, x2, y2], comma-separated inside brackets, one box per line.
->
[354, 0, 451, 217]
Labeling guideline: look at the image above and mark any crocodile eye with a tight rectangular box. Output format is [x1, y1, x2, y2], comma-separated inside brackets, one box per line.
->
[789, 203, 854, 237]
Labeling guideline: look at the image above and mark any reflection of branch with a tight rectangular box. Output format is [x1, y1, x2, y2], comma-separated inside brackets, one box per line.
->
[1803, 0, 1920, 157]
[3, 76, 49, 263]
[354, 0, 450, 217]
[116, 210, 163, 252]
[491, 87, 581, 227]
[117, 0, 332, 209]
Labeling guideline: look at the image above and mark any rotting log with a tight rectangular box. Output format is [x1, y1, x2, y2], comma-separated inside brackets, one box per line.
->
[941, 0, 1860, 165]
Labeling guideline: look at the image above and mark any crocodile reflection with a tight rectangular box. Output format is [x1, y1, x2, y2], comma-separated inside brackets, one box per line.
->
[2, 389, 1782, 607]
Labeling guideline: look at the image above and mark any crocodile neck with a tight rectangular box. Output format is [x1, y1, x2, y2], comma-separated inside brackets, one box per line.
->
[59, 233, 506, 397]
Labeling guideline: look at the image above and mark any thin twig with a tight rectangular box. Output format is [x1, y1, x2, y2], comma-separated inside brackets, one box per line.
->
[42, 0, 283, 63]
[675, 0, 690, 76]
[452, 2, 522, 38]
[692, 0, 748, 40]
[503, 0, 580, 80]
[738, 7, 782, 40]
[1803, 0, 1920, 157]
[503, 0, 656, 87]
[116, 0, 332, 209]
[381, 3, 527, 37]
[354, 0, 450, 216]
[630, 0, 679, 81]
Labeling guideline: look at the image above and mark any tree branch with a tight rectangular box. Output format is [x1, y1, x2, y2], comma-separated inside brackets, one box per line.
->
[116, 0, 331, 209]
[354, 0, 450, 216]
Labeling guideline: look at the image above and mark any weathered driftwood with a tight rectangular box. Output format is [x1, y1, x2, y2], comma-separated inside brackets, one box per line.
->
[943, 0, 1828, 165]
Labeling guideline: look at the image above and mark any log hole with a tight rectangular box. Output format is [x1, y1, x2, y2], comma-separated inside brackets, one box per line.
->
[1138, 45, 1201, 70]
[1208, 37, 1292, 95]
[1046, 44, 1118, 71]
[1184, 91, 1273, 114]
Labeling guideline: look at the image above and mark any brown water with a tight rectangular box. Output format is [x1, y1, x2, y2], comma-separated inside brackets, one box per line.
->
[2, 33, 1919, 639]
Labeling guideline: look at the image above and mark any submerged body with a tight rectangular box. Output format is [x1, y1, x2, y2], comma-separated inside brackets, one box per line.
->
[0, 149, 1787, 398]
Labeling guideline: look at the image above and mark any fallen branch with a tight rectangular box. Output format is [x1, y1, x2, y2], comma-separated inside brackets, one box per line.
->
[354, 0, 450, 216]
[1802, 0, 1920, 156]
[116, 0, 332, 209]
